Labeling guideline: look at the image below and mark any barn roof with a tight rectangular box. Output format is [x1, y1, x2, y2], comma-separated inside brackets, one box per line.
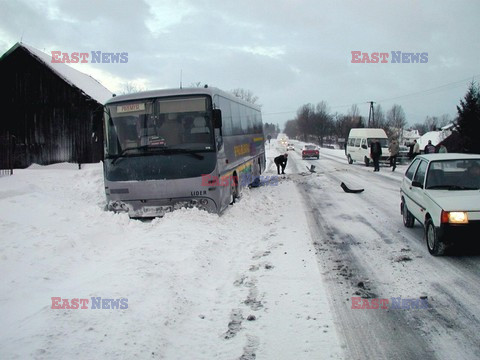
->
[1, 42, 112, 104]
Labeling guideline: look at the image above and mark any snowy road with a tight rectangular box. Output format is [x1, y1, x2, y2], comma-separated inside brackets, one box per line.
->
[282, 142, 480, 360]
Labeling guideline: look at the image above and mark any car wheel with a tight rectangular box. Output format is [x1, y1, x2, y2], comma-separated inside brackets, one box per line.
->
[316, 156, 319, 159]
[347, 155, 353, 164]
[402, 200, 415, 228]
[425, 218, 445, 256]
[364, 157, 370, 167]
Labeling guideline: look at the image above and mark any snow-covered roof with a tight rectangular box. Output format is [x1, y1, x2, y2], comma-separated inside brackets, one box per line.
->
[403, 129, 420, 140]
[441, 122, 455, 131]
[418, 130, 451, 148]
[1, 43, 112, 104]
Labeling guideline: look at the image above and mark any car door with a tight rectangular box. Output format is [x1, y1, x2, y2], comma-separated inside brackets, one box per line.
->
[408, 160, 428, 222]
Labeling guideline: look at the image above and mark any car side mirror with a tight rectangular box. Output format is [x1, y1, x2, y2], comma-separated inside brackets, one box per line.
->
[412, 180, 423, 188]
[212, 109, 222, 129]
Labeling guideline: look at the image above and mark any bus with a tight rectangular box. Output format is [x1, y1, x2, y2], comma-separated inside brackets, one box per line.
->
[103, 86, 266, 217]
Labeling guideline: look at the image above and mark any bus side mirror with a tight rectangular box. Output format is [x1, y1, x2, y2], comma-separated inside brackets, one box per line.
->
[361, 144, 367, 149]
[213, 109, 222, 129]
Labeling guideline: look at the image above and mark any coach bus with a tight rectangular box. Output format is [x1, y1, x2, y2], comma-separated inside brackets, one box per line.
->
[103, 86, 265, 217]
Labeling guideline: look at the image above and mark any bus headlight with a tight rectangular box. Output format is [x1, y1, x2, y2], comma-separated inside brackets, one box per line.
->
[441, 211, 468, 224]
[108, 201, 129, 212]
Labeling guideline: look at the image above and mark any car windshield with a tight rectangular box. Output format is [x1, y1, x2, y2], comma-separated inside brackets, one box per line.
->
[305, 145, 316, 150]
[426, 159, 480, 190]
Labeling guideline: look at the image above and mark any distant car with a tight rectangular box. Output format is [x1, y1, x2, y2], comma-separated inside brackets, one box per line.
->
[400, 153, 480, 256]
[302, 145, 319, 159]
[397, 145, 410, 164]
[286, 143, 295, 151]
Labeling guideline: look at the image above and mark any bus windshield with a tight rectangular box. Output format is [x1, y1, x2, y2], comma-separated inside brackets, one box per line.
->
[105, 96, 214, 157]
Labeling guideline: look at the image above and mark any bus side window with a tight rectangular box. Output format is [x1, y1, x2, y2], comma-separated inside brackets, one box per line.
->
[230, 102, 242, 135]
[218, 96, 233, 136]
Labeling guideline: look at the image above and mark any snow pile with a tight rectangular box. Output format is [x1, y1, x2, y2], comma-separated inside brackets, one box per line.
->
[0, 151, 343, 358]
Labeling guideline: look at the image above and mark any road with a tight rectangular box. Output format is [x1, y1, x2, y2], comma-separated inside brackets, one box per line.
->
[281, 144, 480, 360]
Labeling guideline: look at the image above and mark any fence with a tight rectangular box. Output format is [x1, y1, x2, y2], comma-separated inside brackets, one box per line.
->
[0, 133, 15, 176]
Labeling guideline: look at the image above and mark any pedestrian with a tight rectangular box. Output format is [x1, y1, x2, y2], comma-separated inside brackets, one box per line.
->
[274, 153, 288, 175]
[424, 140, 436, 154]
[412, 140, 420, 158]
[388, 137, 400, 171]
[438, 144, 447, 153]
[370, 139, 382, 172]
[408, 142, 414, 160]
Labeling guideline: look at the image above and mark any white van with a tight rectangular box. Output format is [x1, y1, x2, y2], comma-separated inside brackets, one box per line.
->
[346, 128, 389, 166]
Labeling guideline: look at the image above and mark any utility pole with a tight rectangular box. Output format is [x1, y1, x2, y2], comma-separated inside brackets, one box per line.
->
[367, 101, 376, 127]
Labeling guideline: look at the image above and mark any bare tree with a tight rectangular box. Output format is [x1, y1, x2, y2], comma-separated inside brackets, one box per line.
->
[386, 104, 407, 137]
[311, 101, 333, 146]
[411, 122, 427, 135]
[230, 88, 260, 105]
[372, 104, 386, 128]
[439, 114, 451, 128]
[284, 119, 298, 139]
[424, 116, 439, 131]
[296, 104, 315, 141]
[120, 81, 146, 95]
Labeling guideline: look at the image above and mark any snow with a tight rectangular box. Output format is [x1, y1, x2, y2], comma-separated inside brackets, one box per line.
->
[0, 147, 343, 359]
[19, 43, 112, 104]
[417, 130, 451, 148]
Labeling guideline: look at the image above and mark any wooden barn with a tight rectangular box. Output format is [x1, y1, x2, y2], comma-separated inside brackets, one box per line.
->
[0, 43, 112, 169]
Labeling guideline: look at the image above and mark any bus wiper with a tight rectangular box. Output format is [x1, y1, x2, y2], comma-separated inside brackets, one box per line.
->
[163, 148, 204, 160]
[110, 145, 150, 164]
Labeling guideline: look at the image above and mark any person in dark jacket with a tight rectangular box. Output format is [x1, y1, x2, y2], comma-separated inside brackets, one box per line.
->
[274, 153, 288, 175]
[370, 139, 382, 172]
[424, 140, 436, 154]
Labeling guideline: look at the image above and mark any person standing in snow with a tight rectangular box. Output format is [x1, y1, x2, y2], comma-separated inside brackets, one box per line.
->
[438, 144, 447, 153]
[412, 140, 420, 158]
[274, 153, 288, 175]
[370, 139, 382, 172]
[424, 140, 436, 154]
[388, 137, 400, 171]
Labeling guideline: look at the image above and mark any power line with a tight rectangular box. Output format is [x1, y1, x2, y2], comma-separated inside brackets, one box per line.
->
[262, 74, 480, 117]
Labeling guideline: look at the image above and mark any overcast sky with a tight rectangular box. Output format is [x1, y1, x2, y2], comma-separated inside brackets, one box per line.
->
[1, 0, 479, 128]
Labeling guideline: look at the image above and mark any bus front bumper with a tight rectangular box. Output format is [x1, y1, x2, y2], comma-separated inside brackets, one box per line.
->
[107, 197, 218, 217]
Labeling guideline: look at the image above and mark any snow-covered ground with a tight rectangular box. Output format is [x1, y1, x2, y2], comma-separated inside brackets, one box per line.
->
[0, 146, 343, 359]
[3, 140, 480, 360]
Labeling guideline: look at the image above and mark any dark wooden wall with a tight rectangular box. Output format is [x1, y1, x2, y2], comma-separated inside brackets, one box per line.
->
[0, 46, 104, 168]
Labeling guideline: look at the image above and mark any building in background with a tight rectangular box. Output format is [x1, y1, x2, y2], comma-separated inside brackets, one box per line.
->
[0, 43, 112, 169]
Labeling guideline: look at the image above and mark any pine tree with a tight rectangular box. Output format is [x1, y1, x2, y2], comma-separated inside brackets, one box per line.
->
[456, 82, 480, 153]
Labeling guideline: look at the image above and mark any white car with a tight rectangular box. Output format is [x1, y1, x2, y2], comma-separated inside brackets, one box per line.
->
[400, 153, 480, 255]
[286, 143, 295, 151]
